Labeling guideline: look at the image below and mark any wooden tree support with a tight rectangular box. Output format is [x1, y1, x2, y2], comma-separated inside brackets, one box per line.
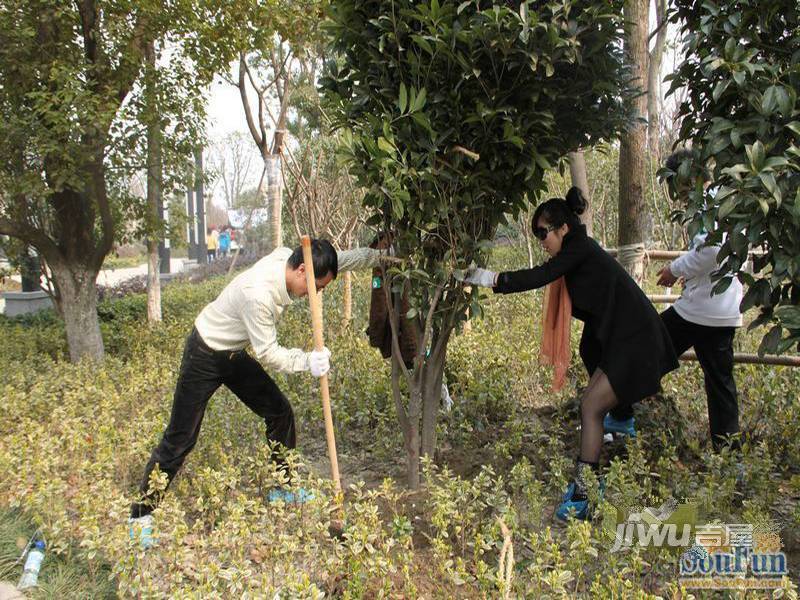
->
[680, 350, 800, 368]
[605, 248, 765, 260]
[647, 294, 679, 304]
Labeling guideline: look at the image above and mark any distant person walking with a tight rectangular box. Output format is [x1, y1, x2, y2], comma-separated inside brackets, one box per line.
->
[206, 227, 218, 262]
[219, 227, 231, 257]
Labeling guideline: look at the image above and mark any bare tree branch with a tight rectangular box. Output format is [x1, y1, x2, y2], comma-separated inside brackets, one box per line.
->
[239, 53, 264, 150]
[0, 214, 61, 260]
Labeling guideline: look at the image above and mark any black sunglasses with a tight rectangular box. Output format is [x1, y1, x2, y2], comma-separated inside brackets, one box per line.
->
[533, 224, 557, 241]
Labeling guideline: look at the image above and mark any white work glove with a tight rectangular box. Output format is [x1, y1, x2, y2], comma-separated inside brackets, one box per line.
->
[307, 347, 331, 377]
[457, 267, 497, 288]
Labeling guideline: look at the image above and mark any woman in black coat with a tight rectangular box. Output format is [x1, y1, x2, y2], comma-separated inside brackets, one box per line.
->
[461, 187, 678, 520]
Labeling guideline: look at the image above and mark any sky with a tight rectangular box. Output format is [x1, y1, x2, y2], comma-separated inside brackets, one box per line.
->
[204, 76, 260, 208]
[207, 77, 250, 140]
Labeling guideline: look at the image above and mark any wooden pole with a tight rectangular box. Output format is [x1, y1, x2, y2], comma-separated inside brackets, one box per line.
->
[605, 248, 765, 261]
[680, 351, 800, 368]
[300, 236, 342, 494]
[648, 294, 679, 304]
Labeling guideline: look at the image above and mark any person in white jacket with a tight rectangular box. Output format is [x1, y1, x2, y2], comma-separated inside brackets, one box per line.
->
[128, 239, 389, 548]
[605, 150, 743, 452]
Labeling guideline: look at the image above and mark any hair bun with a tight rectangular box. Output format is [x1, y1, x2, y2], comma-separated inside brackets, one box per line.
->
[565, 186, 587, 216]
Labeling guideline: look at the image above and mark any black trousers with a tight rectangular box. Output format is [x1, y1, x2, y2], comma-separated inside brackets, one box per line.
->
[612, 307, 739, 451]
[130, 327, 295, 518]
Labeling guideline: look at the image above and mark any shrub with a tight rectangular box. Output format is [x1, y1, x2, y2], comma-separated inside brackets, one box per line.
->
[0, 253, 798, 596]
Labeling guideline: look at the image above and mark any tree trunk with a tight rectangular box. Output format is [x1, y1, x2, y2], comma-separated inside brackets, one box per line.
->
[420, 379, 440, 460]
[421, 335, 449, 460]
[406, 419, 420, 490]
[146, 248, 161, 321]
[406, 417, 420, 489]
[618, 0, 650, 284]
[145, 41, 162, 323]
[33, 177, 115, 362]
[568, 151, 593, 236]
[406, 370, 423, 490]
[342, 270, 352, 325]
[524, 231, 534, 268]
[647, 0, 668, 159]
[267, 155, 282, 250]
[519, 210, 535, 267]
[385, 276, 461, 489]
[51, 262, 104, 361]
[194, 149, 207, 263]
[391, 356, 420, 489]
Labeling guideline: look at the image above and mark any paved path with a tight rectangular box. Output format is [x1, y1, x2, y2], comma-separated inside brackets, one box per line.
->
[1, 258, 193, 315]
[96, 258, 190, 286]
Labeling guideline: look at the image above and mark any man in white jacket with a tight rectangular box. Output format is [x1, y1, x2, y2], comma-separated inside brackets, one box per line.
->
[129, 239, 388, 547]
[606, 150, 743, 452]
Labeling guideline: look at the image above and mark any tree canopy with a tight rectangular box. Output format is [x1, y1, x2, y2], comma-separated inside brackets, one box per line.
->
[0, 0, 218, 359]
[321, 0, 632, 286]
[0, 0, 312, 359]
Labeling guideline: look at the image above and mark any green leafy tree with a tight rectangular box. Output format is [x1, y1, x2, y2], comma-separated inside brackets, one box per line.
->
[0, 0, 212, 360]
[617, 0, 650, 283]
[321, 0, 633, 487]
[0, 0, 308, 360]
[667, 0, 800, 355]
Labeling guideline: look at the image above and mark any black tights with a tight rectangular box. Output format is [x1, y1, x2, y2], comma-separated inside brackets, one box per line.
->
[579, 368, 619, 464]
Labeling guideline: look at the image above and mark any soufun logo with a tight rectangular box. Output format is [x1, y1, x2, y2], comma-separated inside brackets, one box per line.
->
[605, 499, 789, 589]
[679, 523, 788, 589]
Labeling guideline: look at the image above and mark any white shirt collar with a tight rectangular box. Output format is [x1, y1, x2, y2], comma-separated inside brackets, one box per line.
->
[273, 249, 294, 306]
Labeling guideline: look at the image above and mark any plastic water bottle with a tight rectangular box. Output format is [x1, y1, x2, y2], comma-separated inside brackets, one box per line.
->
[18, 540, 45, 589]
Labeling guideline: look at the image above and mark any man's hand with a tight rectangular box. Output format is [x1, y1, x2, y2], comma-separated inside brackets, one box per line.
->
[656, 266, 678, 287]
[307, 347, 331, 377]
[455, 267, 497, 288]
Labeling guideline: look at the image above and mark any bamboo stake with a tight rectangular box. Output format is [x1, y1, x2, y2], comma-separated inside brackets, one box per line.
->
[680, 350, 800, 368]
[300, 236, 341, 493]
[647, 294, 680, 304]
[605, 248, 765, 260]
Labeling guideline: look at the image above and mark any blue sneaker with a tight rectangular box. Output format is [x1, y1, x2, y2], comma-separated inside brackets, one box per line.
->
[556, 480, 606, 522]
[267, 488, 291, 503]
[603, 413, 636, 437]
[128, 514, 155, 550]
[268, 487, 316, 504]
[285, 488, 315, 503]
[561, 481, 576, 502]
[555, 482, 590, 521]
